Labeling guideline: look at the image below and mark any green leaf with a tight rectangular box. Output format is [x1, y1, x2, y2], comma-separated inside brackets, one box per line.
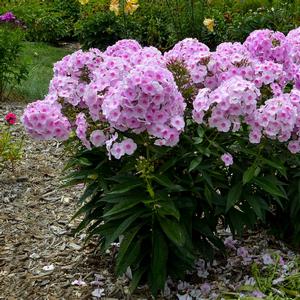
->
[262, 158, 287, 177]
[103, 210, 144, 250]
[254, 166, 261, 176]
[159, 157, 179, 173]
[197, 126, 205, 137]
[254, 176, 286, 198]
[201, 171, 213, 188]
[152, 174, 172, 187]
[226, 183, 243, 212]
[129, 266, 147, 293]
[243, 165, 256, 185]
[193, 219, 224, 250]
[101, 193, 143, 204]
[71, 196, 103, 221]
[116, 224, 143, 275]
[196, 145, 211, 157]
[188, 157, 203, 172]
[193, 137, 203, 144]
[103, 195, 144, 217]
[153, 175, 184, 192]
[158, 216, 185, 247]
[78, 182, 99, 204]
[73, 217, 94, 234]
[108, 182, 143, 195]
[228, 209, 245, 236]
[246, 195, 268, 220]
[116, 239, 142, 276]
[77, 157, 93, 166]
[204, 184, 213, 206]
[149, 229, 168, 296]
[157, 200, 180, 221]
[196, 239, 215, 262]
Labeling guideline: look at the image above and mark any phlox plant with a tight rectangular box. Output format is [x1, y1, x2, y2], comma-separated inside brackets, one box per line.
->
[0, 12, 28, 101]
[0, 113, 23, 173]
[22, 28, 300, 295]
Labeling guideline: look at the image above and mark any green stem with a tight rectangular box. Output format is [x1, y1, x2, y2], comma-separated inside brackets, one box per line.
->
[190, 0, 195, 35]
[121, 0, 128, 37]
[145, 145, 155, 200]
[165, 0, 180, 40]
[269, 255, 280, 285]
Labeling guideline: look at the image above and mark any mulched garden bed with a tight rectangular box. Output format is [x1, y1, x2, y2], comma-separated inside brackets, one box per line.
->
[1, 104, 299, 300]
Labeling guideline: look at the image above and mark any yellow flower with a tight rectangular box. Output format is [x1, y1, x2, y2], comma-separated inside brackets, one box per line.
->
[110, 0, 120, 16]
[125, 0, 139, 15]
[78, 0, 89, 5]
[203, 18, 215, 32]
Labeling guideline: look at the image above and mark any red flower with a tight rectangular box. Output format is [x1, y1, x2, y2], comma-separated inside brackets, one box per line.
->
[5, 112, 17, 125]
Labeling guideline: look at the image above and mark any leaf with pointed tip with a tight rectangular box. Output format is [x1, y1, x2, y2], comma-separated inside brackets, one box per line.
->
[158, 216, 185, 247]
[226, 183, 242, 213]
[149, 229, 168, 296]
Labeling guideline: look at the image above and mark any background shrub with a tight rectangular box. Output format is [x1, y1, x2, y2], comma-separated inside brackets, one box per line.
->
[0, 23, 28, 101]
[0, 0, 80, 44]
[74, 1, 122, 50]
[75, 0, 174, 50]
[1, 0, 300, 48]
[202, 0, 300, 47]
[0, 113, 23, 172]
[75, 0, 300, 50]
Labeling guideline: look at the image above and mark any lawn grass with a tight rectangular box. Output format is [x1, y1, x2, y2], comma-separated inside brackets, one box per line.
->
[14, 42, 72, 103]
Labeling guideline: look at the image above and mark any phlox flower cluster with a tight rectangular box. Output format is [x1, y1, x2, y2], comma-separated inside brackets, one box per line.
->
[193, 76, 260, 133]
[22, 100, 71, 141]
[102, 64, 185, 146]
[182, 28, 300, 154]
[22, 39, 184, 159]
[243, 29, 290, 64]
[287, 28, 300, 64]
[49, 49, 103, 107]
[164, 38, 209, 62]
[0, 11, 25, 28]
[104, 39, 165, 68]
[75, 113, 91, 149]
[5, 112, 17, 125]
[164, 38, 210, 84]
[0, 12, 16, 22]
[23, 27, 300, 158]
[247, 90, 300, 152]
[208, 42, 253, 88]
[165, 29, 300, 94]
